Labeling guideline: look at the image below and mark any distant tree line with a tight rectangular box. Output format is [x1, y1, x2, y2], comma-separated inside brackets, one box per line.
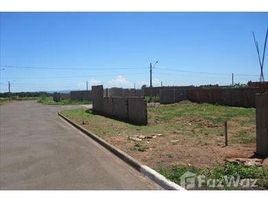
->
[0, 92, 50, 98]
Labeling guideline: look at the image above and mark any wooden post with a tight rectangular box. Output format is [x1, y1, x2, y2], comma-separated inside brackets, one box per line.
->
[224, 121, 228, 146]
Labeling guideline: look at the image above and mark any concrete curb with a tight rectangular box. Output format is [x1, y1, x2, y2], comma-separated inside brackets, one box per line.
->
[58, 112, 185, 190]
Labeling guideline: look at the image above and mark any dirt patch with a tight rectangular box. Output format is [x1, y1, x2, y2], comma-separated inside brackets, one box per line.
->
[62, 102, 256, 170]
[106, 133, 256, 169]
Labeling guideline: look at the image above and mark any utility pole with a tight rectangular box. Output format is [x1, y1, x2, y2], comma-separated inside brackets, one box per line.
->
[134, 82, 136, 89]
[252, 27, 268, 82]
[149, 61, 158, 88]
[86, 81, 88, 91]
[149, 61, 158, 98]
[8, 81, 10, 93]
[161, 81, 163, 87]
[232, 73, 234, 86]
[150, 63, 153, 88]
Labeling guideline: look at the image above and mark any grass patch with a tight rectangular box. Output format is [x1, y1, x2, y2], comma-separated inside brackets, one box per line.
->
[61, 101, 255, 143]
[131, 142, 148, 152]
[149, 101, 255, 124]
[0, 96, 39, 105]
[61, 101, 258, 189]
[38, 96, 91, 105]
[233, 130, 256, 144]
[157, 162, 268, 190]
[0, 97, 11, 105]
[144, 96, 160, 103]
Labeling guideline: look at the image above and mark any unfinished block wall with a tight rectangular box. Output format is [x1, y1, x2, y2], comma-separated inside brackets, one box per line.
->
[70, 90, 92, 101]
[52, 92, 70, 102]
[128, 97, 147, 125]
[105, 88, 144, 97]
[159, 88, 188, 104]
[157, 87, 267, 108]
[187, 88, 262, 108]
[92, 85, 147, 125]
[92, 85, 104, 113]
[256, 92, 268, 157]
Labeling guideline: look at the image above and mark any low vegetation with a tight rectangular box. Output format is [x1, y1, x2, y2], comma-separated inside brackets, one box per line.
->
[0, 96, 39, 105]
[0, 93, 91, 105]
[157, 162, 268, 190]
[38, 95, 91, 105]
[61, 100, 261, 189]
[62, 100, 255, 140]
[144, 96, 160, 103]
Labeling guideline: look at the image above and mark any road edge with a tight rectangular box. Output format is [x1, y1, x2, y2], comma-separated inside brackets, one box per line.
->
[58, 112, 185, 190]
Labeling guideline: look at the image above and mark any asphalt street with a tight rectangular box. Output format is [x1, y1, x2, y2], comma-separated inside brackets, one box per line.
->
[0, 101, 160, 189]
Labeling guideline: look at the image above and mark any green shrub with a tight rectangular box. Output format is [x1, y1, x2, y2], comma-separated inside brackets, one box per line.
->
[145, 96, 160, 103]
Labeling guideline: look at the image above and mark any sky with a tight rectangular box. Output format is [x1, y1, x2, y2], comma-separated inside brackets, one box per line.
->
[0, 12, 268, 92]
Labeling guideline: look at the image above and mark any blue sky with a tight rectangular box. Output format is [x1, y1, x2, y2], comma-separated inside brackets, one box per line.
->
[0, 12, 267, 92]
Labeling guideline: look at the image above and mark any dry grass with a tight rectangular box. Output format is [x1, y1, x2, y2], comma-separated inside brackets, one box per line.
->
[61, 101, 256, 169]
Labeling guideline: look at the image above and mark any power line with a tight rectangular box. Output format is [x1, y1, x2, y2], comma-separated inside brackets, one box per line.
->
[1, 65, 145, 71]
[156, 67, 268, 77]
[0, 72, 146, 80]
[2, 64, 267, 80]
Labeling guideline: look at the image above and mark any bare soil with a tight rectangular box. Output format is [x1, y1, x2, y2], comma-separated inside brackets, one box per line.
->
[62, 101, 256, 169]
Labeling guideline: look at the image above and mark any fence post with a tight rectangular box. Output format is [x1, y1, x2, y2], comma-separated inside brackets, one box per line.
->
[224, 121, 228, 146]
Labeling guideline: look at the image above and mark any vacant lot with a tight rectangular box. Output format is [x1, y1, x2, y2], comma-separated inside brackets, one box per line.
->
[61, 101, 267, 189]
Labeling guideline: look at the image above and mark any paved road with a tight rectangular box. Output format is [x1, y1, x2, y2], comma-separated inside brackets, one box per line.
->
[0, 101, 160, 189]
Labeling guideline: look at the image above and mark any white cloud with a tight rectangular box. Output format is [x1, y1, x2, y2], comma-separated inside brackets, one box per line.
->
[153, 78, 161, 86]
[89, 78, 102, 86]
[107, 75, 130, 88]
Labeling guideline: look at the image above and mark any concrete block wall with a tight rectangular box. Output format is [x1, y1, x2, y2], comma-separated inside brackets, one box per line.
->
[248, 81, 268, 90]
[135, 89, 144, 97]
[128, 97, 147, 125]
[105, 88, 144, 97]
[103, 97, 113, 116]
[53, 92, 70, 102]
[157, 86, 267, 108]
[143, 87, 161, 97]
[112, 97, 129, 120]
[70, 90, 92, 101]
[108, 87, 123, 97]
[159, 88, 188, 104]
[92, 85, 147, 125]
[187, 88, 262, 108]
[104, 88, 109, 97]
[92, 85, 104, 113]
[122, 89, 136, 97]
[256, 92, 268, 157]
[143, 86, 194, 97]
[187, 88, 223, 104]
